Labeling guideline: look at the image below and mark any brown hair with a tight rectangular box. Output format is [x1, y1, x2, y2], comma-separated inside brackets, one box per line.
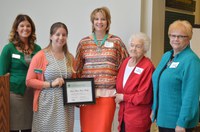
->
[9, 14, 36, 51]
[46, 22, 75, 73]
[90, 6, 111, 34]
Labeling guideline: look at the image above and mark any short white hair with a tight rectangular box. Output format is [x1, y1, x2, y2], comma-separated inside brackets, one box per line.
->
[128, 32, 151, 53]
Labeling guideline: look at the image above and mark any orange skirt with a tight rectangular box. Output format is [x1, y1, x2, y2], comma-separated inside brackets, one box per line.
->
[80, 97, 116, 132]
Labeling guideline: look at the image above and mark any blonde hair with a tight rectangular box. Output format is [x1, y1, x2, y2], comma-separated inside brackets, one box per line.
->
[90, 6, 111, 34]
[168, 20, 193, 40]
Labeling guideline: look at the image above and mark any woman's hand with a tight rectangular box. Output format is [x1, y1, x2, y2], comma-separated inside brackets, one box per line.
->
[115, 93, 124, 104]
[175, 126, 186, 132]
[150, 110, 157, 123]
[52, 77, 64, 88]
[150, 110, 153, 121]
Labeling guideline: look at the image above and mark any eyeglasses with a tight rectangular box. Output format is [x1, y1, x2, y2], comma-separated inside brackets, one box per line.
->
[168, 34, 188, 40]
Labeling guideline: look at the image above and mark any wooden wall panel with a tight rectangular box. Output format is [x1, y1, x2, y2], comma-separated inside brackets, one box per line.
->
[0, 74, 10, 132]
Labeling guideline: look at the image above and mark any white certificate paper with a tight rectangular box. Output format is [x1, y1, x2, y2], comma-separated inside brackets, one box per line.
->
[63, 78, 95, 105]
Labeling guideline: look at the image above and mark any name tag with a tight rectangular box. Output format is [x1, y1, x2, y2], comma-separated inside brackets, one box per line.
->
[12, 54, 20, 59]
[34, 69, 43, 74]
[104, 41, 113, 48]
[169, 62, 179, 68]
[134, 67, 144, 74]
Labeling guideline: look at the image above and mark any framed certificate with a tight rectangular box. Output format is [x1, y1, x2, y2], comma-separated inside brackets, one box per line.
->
[63, 78, 95, 105]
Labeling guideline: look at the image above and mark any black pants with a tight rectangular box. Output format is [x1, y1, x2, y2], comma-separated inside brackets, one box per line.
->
[10, 129, 31, 132]
[159, 127, 193, 132]
[121, 120, 125, 132]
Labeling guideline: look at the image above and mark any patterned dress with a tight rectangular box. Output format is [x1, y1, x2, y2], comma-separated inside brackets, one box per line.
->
[32, 51, 74, 132]
[76, 34, 128, 96]
[76, 34, 128, 132]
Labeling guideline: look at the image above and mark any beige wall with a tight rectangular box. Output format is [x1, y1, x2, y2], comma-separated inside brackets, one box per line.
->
[143, 0, 200, 67]
[150, 0, 165, 67]
[141, 0, 165, 67]
[195, 0, 200, 24]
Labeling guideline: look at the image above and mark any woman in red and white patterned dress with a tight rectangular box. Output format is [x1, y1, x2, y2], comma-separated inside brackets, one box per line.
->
[76, 6, 128, 132]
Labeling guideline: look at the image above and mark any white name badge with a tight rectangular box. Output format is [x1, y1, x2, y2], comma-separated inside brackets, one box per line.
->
[104, 41, 114, 48]
[169, 62, 179, 68]
[134, 67, 144, 74]
[12, 54, 21, 59]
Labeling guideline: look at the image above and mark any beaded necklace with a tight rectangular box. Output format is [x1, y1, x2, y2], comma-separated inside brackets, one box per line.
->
[93, 33, 108, 53]
[23, 48, 30, 55]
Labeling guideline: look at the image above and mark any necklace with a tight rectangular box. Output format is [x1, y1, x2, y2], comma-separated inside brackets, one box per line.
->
[50, 50, 67, 78]
[17, 46, 30, 55]
[93, 33, 108, 53]
[167, 56, 174, 67]
[23, 48, 30, 55]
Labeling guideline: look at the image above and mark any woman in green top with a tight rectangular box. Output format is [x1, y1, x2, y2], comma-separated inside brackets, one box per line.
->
[0, 14, 41, 132]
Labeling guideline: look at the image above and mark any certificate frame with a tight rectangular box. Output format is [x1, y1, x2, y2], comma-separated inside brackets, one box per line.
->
[63, 78, 95, 105]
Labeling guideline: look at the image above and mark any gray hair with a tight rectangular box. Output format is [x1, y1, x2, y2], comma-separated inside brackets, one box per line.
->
[128, 32, 150, 53]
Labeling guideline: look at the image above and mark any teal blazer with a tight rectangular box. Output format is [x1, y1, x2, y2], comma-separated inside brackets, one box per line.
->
[152, 46, 200, 128]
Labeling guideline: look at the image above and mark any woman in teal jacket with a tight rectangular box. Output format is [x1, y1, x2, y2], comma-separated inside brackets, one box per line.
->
[0, 14, 41, 132]
[151, 20, 200, 132]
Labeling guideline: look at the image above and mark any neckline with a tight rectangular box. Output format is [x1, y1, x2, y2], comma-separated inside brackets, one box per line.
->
[12, 44, 32, 55]
[93, 33, 108, 47]
[50, 50, 65, 60]
[50, 50, 67, 78]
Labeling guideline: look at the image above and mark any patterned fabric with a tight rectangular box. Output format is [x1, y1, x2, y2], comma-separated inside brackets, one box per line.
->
[32, 51, 74, 132]
[76, 34, 128, 97]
